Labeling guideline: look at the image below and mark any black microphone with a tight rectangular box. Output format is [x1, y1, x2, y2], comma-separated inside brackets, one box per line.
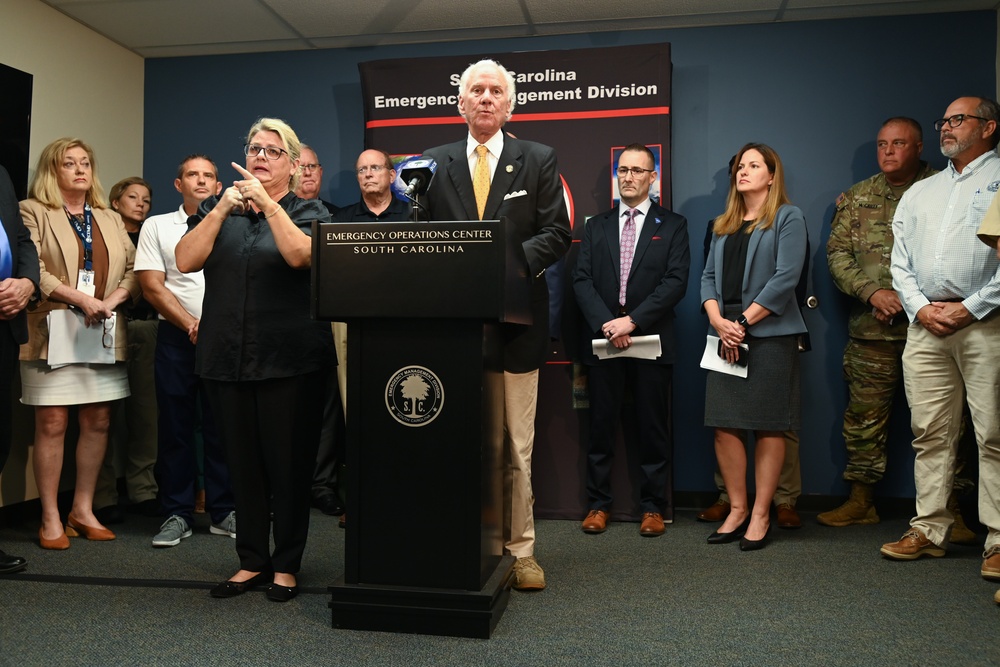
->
[399, 157, 437, 198]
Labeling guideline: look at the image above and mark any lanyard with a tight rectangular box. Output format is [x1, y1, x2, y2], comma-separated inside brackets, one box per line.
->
[65, 204, 93, 271]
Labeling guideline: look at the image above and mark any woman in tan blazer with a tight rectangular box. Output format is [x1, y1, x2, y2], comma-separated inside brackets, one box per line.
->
[19, 138, 140, 550]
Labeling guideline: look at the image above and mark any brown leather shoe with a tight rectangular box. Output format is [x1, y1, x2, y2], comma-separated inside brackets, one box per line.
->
[880, 528, 945, 560]
[696, 499, 730, 522]
[581, 509, 609, 534]
[639, 512, 665, 537]
[982, 545, 1000, 581]
[65, 514, 115, 541]
[776, 503, 802, 529]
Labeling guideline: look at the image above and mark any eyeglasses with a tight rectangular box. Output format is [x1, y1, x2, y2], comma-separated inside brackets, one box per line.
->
[300, 163, 321, 171]
[102, 318, 114, 349]
[933, 114, 989, 131]
[356, 165, 387, 175]
[244, 144, 288, 160]
[617, 166, 654, 178]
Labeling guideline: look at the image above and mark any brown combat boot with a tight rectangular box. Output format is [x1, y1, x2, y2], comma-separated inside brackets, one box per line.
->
[948, 491, 979, 546]
[817, 482, 879, 527]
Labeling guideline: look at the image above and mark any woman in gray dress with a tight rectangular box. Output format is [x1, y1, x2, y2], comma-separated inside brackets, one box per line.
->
[700, 143, 807, 551]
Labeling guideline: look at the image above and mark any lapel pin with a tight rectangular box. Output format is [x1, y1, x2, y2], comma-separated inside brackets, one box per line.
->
[505, 165, 513, 173]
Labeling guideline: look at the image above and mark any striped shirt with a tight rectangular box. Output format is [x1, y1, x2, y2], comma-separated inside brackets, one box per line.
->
[891, 149, 1000, 322]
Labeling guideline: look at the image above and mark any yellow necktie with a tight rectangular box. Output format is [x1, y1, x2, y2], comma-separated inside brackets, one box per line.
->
[473, 144, 490, 220]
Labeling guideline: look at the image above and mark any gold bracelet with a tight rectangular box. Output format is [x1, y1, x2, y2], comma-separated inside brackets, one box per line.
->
[264, 206, 281, 219]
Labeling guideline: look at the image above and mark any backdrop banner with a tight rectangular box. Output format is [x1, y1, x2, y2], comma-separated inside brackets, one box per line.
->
[360, 43, 672, 217]
[358, 44, 674, 522]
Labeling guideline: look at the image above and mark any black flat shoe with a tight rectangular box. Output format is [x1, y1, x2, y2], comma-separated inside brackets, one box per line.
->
[740, 527, 771, 551]
[0, 550, 27, 575]
[210, 570, 271, 598]
[707, 518, 750, 544]
[266, 583, 299, 602]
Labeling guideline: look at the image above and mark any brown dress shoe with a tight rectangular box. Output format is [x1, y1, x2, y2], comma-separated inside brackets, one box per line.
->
[581, 510, 609, 534]
[982, 545, 1000, 581]
[880, 528, 945, 560]
[696, 499, 730, 522]
[776, 503, 802, 529]
[639, 512, 665, 537]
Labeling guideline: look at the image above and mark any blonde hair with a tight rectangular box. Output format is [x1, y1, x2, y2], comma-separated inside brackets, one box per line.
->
[28, 137, 108, 209]
[246, 117, 302, 192]
[712, 143, 790, 236]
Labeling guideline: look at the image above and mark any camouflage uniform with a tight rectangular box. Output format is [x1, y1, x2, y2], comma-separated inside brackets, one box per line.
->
[826, 162, 935, 484]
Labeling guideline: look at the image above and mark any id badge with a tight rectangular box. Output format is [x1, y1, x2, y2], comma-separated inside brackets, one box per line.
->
[77, 269, 96, 297]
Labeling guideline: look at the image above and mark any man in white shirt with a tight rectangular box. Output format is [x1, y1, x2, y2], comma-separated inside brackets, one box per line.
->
[883, 98, 1000, 591]
[135, 155, 236, 548]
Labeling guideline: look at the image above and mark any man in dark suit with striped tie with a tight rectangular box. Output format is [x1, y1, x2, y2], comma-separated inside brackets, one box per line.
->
[572, 144, 690, 537]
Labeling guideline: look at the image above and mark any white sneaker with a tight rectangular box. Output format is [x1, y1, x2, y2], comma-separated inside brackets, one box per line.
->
[152, 515, 192, 548]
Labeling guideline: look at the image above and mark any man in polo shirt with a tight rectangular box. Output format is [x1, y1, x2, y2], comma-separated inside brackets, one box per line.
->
[135, 154, 236, 547]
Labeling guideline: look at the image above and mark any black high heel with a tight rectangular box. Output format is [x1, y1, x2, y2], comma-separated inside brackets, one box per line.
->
[707, 517, 750, 544]
[739, 525, 771, 551]
[210, 570, 272, 598]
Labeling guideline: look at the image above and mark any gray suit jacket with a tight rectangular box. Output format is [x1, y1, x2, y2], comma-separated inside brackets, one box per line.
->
[701, 204, 807, 338]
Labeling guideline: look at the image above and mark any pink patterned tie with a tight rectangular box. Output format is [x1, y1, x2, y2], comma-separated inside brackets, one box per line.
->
[619, 208, 637, 307]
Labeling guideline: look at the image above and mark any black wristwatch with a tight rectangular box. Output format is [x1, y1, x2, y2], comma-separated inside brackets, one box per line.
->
[736, 314, 750, 329]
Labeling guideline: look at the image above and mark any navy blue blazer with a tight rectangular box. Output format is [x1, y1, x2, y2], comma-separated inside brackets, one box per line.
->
[573, 201, 690, 365]
[0, 164, 39, 346]
[424, 135, 571, 372]
[700, 204, 807, 338]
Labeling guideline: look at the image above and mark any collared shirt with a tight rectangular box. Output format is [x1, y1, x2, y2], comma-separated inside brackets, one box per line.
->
[892, 150, 1000, 322]
[135, 204, 206, 320]
[465, 130, 504, 182]
[332, 195, 411, 222]
[188, 193, 334, 381]
[617, 199, 650, 253]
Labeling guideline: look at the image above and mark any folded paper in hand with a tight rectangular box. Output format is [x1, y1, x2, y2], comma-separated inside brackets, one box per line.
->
[699, 335, 747, 378]
[46, 309, 117, 368]
[592, 334, 661, 360]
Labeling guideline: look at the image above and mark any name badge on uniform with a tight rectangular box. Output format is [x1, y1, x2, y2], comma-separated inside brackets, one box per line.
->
[78, 269, 96, 297]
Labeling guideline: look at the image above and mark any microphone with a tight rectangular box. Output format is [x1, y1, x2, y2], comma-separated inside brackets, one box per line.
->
[398, 156, 437, 198]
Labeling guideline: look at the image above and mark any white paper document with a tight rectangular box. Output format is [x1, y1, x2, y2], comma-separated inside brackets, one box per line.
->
[699, 335, 748, 378]
[592, 334, 662, 361]
[46, 309, 117, 367]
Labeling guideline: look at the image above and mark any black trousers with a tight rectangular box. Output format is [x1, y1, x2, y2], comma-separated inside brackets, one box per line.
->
[204, 369, 327, 574]
[585, 360, 673, 514]
[155, 322, 233, 524]
[0, 327, 16, 474]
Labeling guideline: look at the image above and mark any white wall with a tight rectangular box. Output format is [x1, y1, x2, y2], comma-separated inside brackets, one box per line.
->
[0, 0, 144, 185]
[0, 0, 144, 505]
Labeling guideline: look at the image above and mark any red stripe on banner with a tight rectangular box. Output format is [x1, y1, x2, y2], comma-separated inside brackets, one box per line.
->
[366, 106, 670, 129]
[367, 116, 469, 128]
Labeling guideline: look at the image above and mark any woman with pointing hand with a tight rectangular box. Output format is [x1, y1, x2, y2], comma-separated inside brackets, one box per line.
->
[176, 118, 334, 602]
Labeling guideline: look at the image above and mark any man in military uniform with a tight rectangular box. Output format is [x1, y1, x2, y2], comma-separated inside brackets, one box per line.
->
[822, 117, 975, 542]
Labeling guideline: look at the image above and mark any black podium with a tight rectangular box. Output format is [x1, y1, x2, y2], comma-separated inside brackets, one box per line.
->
[312, 219, 530, 638]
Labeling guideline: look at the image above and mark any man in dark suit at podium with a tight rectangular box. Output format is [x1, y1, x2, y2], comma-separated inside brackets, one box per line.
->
[0, 164, 39, 574]
[573, 144, 690, 537]
[424, 58, 571, 591]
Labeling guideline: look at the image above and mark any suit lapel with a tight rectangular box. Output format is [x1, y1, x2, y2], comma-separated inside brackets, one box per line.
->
[484, 138, 522, 221]
[50, 208, 79, 284]
[744, 225, 763, 288]
[442, 142, 478, 221]
[601, 209, 622, 279]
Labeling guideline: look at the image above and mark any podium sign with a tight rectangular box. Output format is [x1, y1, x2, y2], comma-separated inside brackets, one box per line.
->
[312, 220, 529, 638]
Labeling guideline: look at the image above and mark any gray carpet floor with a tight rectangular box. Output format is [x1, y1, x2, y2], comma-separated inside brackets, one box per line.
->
[0, 508, 997, 667]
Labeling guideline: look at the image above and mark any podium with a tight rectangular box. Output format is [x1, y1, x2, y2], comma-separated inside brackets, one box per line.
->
[312, 219, 531, 638]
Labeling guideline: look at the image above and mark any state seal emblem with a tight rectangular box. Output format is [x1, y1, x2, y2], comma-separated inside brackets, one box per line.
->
[385, 365, 445, 427]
